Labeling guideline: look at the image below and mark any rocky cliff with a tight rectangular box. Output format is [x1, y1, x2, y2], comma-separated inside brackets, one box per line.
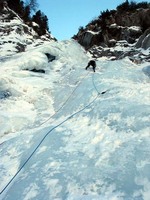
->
[0, 4, 55, 57]
[73, 3, 150, 61]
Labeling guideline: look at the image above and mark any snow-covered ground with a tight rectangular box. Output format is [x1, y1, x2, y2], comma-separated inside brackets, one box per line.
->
[0, 39, 150, 200]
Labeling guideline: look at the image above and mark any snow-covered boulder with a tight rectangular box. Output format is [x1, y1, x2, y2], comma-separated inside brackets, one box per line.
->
[19, 52, 49, 72]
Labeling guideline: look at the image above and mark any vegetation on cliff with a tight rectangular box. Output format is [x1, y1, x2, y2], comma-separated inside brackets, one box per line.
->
[0, 0, 49, 36]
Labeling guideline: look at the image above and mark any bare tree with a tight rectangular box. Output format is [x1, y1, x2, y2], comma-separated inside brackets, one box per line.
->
[25, 0, 38, 13]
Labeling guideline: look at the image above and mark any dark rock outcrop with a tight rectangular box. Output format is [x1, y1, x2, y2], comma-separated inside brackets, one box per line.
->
[45, 53, 56, 62]
[30, 69, 45, 73]
[135, 28, 150, 49]
[0, 90, 11, 99]
[74, 8, 150, 51]
[114, 8, 150, 29]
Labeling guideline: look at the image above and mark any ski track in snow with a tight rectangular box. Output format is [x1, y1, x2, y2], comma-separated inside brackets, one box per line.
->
[0, 40, 150, 200]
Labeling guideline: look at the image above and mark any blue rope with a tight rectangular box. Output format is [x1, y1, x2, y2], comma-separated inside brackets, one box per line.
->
[92, 73, 100, 94]
[92, 73, 110, 95]
[34, 71, 90, 128]
[0, 72, 90, 147]
[0, 79, 98, 195]
[0, 71, 108, 195]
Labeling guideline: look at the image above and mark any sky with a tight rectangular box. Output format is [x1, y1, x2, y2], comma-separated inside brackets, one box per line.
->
[37, 0, 145, 40]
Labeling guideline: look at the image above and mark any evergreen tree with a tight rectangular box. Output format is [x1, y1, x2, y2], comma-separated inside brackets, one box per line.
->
[23, 5, 31, 21]
[117, 0, 129, 11]
[32, 10, 42, 24]
[7, 0, 24, 16]
[32, 10, 49, 35]
[41, 15, 49, 31]
[7, 0, 50, 36]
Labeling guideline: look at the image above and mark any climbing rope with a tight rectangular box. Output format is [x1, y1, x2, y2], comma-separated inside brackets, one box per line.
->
[92, 73, 109, 95]
[0, 70, 108, 195]
[35, 71, 90, 128]
[92, 73, 101, 94]
[0, 72, 89, 147]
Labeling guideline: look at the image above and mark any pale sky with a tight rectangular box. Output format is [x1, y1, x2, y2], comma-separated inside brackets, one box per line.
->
[37, 0, 147, 40]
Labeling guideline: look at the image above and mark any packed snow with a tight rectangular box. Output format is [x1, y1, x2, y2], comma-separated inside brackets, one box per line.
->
[0, 39, 150, 200]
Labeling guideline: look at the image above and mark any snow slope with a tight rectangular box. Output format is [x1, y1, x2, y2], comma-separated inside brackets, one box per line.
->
[0, 40, 150, 200]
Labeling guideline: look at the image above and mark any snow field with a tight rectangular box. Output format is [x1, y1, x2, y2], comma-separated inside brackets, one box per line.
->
[0, 40, 150, 200]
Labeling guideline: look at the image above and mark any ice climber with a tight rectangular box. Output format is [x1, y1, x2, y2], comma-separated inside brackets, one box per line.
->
[85, 60, 96, 72]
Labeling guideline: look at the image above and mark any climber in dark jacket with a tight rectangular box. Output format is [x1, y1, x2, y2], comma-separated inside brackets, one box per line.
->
[85, 60, 96, 72]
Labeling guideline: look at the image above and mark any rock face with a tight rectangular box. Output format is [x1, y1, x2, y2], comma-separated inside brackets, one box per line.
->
[0, 6, 55, 56]
[135, 28, 150, 49]
[76, 31, 103, 49]
[74, 8, 150, 50]
[79, 25, 143, 50]
[115, 8, 150, 28]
